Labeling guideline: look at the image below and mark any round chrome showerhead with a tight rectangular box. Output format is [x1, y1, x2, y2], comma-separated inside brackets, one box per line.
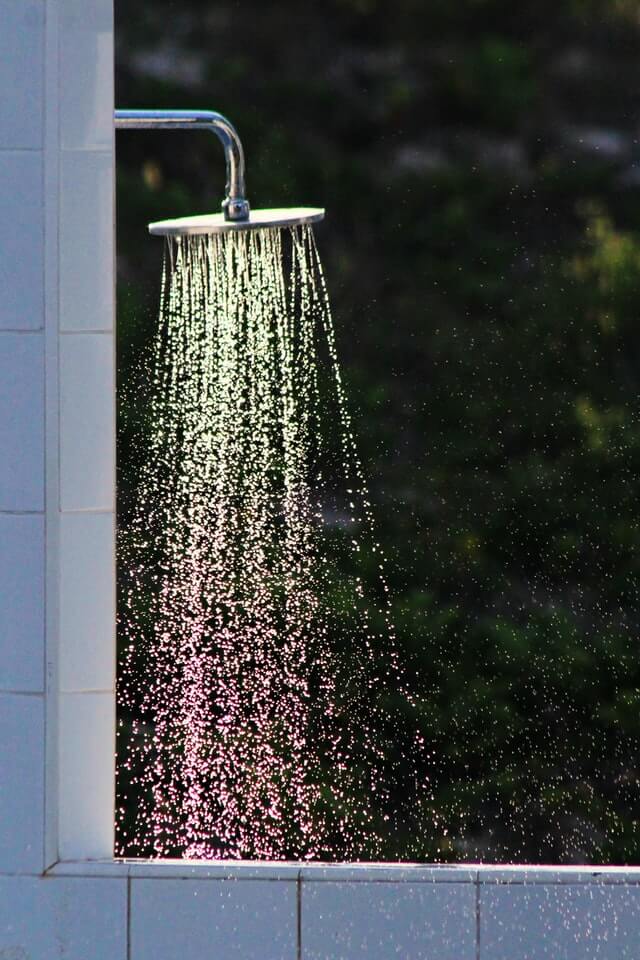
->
[148, 207, 325, 237]
[115, 111, 326, 237]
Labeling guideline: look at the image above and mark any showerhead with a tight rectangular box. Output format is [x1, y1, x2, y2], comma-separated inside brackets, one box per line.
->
[115, 109, 325, 238]
[148, 207, 325, 237]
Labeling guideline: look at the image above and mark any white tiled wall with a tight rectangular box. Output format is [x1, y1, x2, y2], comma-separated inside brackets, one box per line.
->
[55, 0, 116, 863]
[0, 0, 48, 886]
[1, 865, 640, 958]
[0, 0, 115, 874]
[4, 2, 640, 958]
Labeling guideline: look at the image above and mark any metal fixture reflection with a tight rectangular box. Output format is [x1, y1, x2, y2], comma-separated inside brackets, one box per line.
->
[115, 109, 250, 222]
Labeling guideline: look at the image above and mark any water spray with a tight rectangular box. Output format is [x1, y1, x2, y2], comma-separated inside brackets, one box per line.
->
[115, 107, 422, 860]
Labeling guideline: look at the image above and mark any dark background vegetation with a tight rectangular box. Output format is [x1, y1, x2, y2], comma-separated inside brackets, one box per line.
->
[116, 0, 640, 863]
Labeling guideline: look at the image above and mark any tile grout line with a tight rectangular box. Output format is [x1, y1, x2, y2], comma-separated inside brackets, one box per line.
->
[41, 0, 55, 875]
[60, 145, 114, 154]
[50, 869, 305, 881]
[0, 328, 45, 334]
[59, 689, 115, 696]
[126, 875, 132, 960]
[0, 690, 45, 697]
[59, 507, 115, 515]
[297, 871, 302, 960]
[59, 329, 114, 335]
[475, 871, 480, 960]
[38, 0, 65, 872]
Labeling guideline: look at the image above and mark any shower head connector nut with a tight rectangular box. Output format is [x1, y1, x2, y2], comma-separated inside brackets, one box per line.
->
[223, 196, 251, 222]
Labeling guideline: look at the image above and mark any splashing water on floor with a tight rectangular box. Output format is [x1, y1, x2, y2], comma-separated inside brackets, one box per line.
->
[117, 224, 426, 860]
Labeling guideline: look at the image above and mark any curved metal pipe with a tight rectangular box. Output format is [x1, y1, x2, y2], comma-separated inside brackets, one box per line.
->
[114, 109, 250, 221]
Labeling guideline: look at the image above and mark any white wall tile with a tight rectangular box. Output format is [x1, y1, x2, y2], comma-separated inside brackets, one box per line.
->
[302, 881, 476, 960]
[60, 151, 114, 331]
[60, 512, 115, 692]
[59, 691, 114, 859]
[60, 333, 114, 511]
[0, 2, 44, 149]
[0, 693, 44, 872]
[60, 0, 113, 150]
[131, 879, 297, 960]
[0, 514, 44, 692]
[0, 153, 44, 330]
[0, 876, 126, 960]
[480, 883, 640, 959]
[0, 333, 44, 510]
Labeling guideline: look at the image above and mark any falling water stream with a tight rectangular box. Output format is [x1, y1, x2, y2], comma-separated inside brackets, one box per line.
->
[117, 224, 425, 860]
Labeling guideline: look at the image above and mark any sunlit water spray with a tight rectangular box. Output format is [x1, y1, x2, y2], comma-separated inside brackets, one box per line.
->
[117, 224, 426, 860]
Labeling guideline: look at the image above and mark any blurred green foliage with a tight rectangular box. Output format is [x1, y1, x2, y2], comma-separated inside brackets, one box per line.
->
[116, 0, 640, 862]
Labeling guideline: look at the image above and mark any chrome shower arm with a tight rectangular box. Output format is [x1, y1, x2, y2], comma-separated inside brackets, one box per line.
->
[114, 109, 250, 222]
